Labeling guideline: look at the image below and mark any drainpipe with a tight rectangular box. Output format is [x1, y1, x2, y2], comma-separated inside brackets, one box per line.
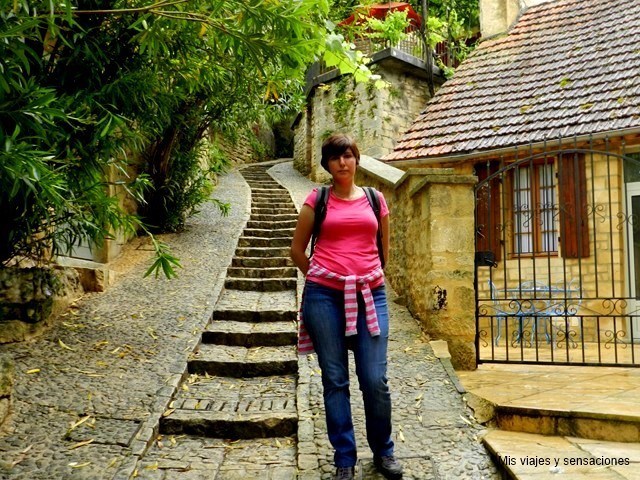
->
[420, 0, 435, 97]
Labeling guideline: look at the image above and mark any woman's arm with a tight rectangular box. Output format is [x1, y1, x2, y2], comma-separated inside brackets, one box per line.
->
[290, 204, 315, 275]
[381, 213, 390, 269]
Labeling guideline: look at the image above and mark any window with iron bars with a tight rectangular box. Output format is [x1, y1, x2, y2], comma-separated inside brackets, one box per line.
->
[511, 162, 558, 255]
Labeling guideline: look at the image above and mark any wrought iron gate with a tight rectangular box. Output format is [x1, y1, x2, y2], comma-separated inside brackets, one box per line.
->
[474, 139, 640, 366]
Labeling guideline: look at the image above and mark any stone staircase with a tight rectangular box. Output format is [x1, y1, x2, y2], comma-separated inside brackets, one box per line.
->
[157, 164, 301, 476]
[458, 366, 640, 479]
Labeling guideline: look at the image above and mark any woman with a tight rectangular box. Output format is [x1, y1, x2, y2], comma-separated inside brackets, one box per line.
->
[290, 134, 403, 480]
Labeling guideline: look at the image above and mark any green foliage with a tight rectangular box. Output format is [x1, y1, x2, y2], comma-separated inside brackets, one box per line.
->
[428, 0, 480, 32]
[0, 1, 142, 265]
[330, 0, 479, 74]
[1, 0, 379, 277]
[144, 138, 229, 233]
[143, 237, 182, 279]
[247, 133, 271, 163]
[365, 10, 411, 46]
[332, 77, 358, 126]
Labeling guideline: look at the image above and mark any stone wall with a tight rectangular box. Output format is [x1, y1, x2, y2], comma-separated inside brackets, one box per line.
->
[356, 156, 478, 370]
[64, 160, 140, 264]
[293, 104, 312, 177]
[212, 124, 275, 166]
[0, 267, 83, 343]
[294, 60, 433, 184]
[0, 354, 13, 426]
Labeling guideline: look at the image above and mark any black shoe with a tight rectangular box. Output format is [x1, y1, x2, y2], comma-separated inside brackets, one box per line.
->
[334, 466, 355, 480]
[374, 455, 403, 479]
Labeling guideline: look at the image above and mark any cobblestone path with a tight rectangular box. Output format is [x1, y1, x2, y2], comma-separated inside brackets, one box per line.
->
[0, 161, 499, 479]
[138, 164, 301, 479]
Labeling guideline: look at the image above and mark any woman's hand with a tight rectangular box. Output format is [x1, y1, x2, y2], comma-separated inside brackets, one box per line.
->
[290, 204, 315, 275]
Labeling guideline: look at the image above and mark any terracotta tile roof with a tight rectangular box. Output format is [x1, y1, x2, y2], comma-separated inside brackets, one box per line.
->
[384, 0, 640, 162]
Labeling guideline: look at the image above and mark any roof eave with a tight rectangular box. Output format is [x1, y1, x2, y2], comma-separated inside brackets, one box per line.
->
[387, 127, 640, 167]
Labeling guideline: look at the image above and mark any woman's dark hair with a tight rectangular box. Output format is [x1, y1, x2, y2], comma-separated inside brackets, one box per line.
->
[321, 134, 360, 172]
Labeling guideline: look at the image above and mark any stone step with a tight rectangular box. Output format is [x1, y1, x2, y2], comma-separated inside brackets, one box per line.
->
[251, 187, 289, 195]
[245, 178, 278, 183]
[251, 193, 291, 200]
[247, 185, 282, 191]
[160, 375, 297, 439]
[224, 277, 296, 291]
[251, 206, 298, 214]
[246, 182, 281, 188]
[188, 344, 297, 377]
[246, 220, 297, 230]
[234, 246, 290, 258]
[250, 213, 298, 223]
[137, 436, 298, 477]
[251, 202, 294, 210]
[252, 190, 290, 196]
[482, 429, 640, 479]
[226, 266, 297, 279]
[212, 308, 296, 322]
[237, 236, 291, 248]
[491, 403, 640, 442]
[231, 256, 293, 268]
[242, 228, 295, 238]
[203, 320, 296, 346]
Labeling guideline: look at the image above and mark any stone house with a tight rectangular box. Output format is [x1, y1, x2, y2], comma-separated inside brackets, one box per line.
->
[292, 4, 446, 183]
[380, 0, 640, 366]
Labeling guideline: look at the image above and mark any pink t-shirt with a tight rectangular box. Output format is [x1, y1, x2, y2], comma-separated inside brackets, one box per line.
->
[304, 187, 389, 291]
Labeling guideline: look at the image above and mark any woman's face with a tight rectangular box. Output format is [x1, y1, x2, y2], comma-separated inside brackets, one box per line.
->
[327, 148, 357, 182]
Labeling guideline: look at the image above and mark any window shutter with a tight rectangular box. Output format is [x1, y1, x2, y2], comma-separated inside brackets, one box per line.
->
[558, 153, 589, 258]
[475, 161, 502, 262]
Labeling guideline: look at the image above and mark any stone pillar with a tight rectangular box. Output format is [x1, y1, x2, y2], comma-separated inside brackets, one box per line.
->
[356, 157, 478, 370]
[410, 173, 477, 370]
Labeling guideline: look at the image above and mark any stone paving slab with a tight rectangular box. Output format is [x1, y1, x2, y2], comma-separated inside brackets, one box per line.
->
[213, 289, 296, 315]
[188, 344, 297, 377]
[136, 436, 297, 480]
[224, 277, 297, 292]
[226, 266, 297, 279]
[203, 320, 296, 346]
[237, 236, 292, 248]
[161, 408, 297, 439]
[243, 228, 296, 238]
[0, 399, 138, 479]
[248, 214, 298, 223]
[246, 220, 297, 230]
[231, 256, 294, 269]
[483, 430, 640, 479]
[169, 374, 298, 401]
[65, 417, 141, 447]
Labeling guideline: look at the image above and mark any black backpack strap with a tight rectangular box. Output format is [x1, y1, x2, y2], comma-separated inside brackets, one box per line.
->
[363, 187, 385, 268]
[309, 186, 329, 258]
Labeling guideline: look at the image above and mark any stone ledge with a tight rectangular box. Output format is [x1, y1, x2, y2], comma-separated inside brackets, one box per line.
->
[0, 354, 14, 427]
[0, 266, 83, 343]
[56, 256, 116, 293]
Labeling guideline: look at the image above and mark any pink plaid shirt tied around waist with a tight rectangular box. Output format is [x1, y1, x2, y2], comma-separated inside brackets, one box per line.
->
[298, 264, 385, 355]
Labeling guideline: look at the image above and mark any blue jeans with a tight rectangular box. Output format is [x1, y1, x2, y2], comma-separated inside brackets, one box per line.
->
[302, 281, 395, 468]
